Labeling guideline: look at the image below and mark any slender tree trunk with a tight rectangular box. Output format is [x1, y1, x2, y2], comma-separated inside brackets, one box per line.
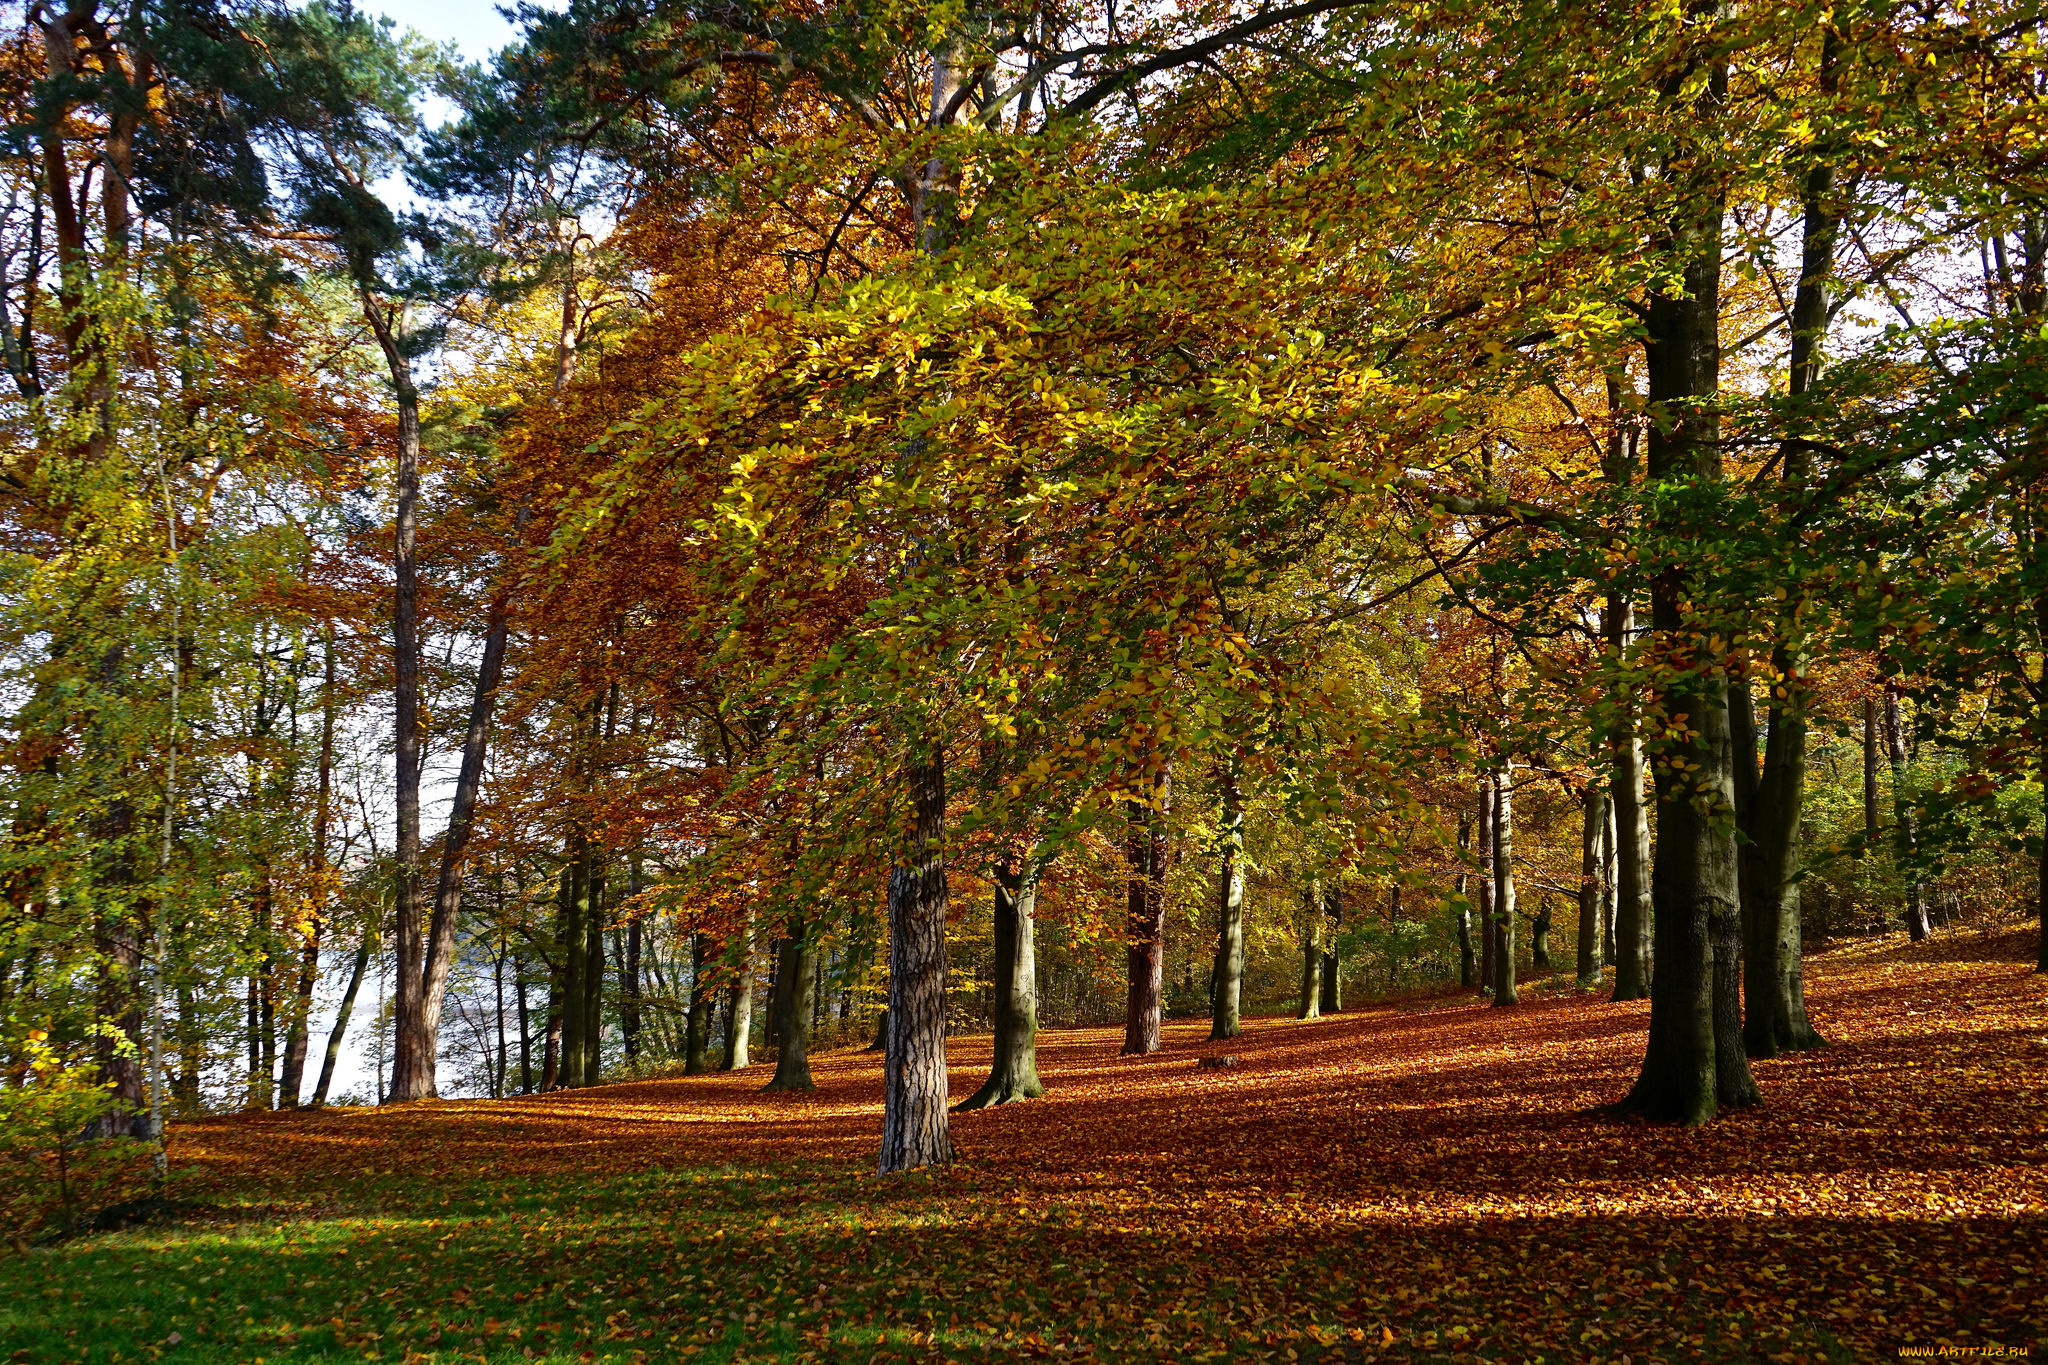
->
[1862, 698, 1880, 849]
[1209, 768, 1245, 1040]
[1577, 788, 1608, 986]
[581, 846, 606, 1087]
[1493, 758, 1519, 1005]
[623, 881, 643, 1065]
[1883, 686, 1931, 940]
[373, 294, 430, 1106]
[516, 951, 532, 1094]
[723, 915, 754, 1070]
[1607, 596, 1654, 1001]
[1455, 815, 1477, 988]
[1746, 90, 1838, 1054]
[961, 851, 1044, 1109]
[1120, 763, 1171, 1056]
[311, 928, 371, 1110]
[556, 852, 586, 1088]
[765, 920, 819, 1091]
[1601, 801, 1618, 965]
[1476, 779, 1497, 993]
[879, 747, 954, 1173]
[282, 637, 337, 1107]
[684, 932, 713, 1074]
[1320, 885, 1345, 1013]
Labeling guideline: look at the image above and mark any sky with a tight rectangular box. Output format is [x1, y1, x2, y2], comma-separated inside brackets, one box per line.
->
[368, 0, 524, 64]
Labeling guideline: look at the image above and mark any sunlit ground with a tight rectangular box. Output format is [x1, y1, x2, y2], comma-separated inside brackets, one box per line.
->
[3, 926, 2042, 1363]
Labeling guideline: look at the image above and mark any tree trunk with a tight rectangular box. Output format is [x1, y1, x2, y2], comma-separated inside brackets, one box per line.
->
[960, 853, 1045, 1109]
[879, 748, 954, 1173]
[1492, 757, 1518, 1006]
[623, 865, 643, 1064]
[1862, 697, 1880, 850]
[1745, 98, 1838, 1053]
[516, 951, 532, 1093]
[723, 918, 754, 1070]
[1297, 885, 1322, 1020]
[1320, 885, 1344, 1014]
[311, 928, 372, 1109]
[556, 851, 587, 1088]
[684, 931, 713, 1074]
[1607, 595, 1654, 1001]
[1616, 68, 1758, 1119]
[1577, 788, 1607, 986]
[1209, 768, 1245, 1040]
[580, 846, 606, 1087]
[765, 921, 819, 1091]
[1455, 815, 1477, 988]
[376, 292, 430, 1106]
[281, 636, 337, 1107]
[1883, 685, 1931, 940]
[1120, 763, 1171, 1055]
[1476, 778, 1497, 993]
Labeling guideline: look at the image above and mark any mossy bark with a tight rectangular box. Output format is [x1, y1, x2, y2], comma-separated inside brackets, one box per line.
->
[960, 860, 1044, 1110]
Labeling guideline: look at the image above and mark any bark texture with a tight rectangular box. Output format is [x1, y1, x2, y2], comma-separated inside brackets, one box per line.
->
[879, 750, 954, 1173]
[959, 857, 1044, 1109]
[1120, 764, 1171, 1056]
[1209, 771, 1246, 1040]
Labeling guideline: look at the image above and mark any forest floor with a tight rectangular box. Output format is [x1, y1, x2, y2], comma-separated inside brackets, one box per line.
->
[3, 926, 2044, 1365]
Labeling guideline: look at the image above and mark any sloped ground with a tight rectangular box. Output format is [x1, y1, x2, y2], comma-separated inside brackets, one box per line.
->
[3, 926, 2042, 1364]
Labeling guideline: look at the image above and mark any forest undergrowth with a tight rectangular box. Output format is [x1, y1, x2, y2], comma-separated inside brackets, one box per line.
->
[3, 928, 2041, 1365]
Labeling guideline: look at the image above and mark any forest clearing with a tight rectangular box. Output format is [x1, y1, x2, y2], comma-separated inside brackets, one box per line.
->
[3, 926, 2041, 1365]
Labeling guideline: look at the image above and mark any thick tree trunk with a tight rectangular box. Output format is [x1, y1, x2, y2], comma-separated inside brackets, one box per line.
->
[1616, 80, 1758, 1119]
[1883, 686, 1931, 940]
[879, 749, 954, 1173]
[1209, 769, 1245, 1040]
[1297, 886, 1322, 1020]
[1577, 789, 1607, 986]
[1120, 764, 1171, 1056]
[1607, 595, 1654, 1002]
[1492, 758, 1518, 1006]
[723, 918, 754, 1070]
[960, 855, 1044, 1109]
[765, 922, 818, 1091]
